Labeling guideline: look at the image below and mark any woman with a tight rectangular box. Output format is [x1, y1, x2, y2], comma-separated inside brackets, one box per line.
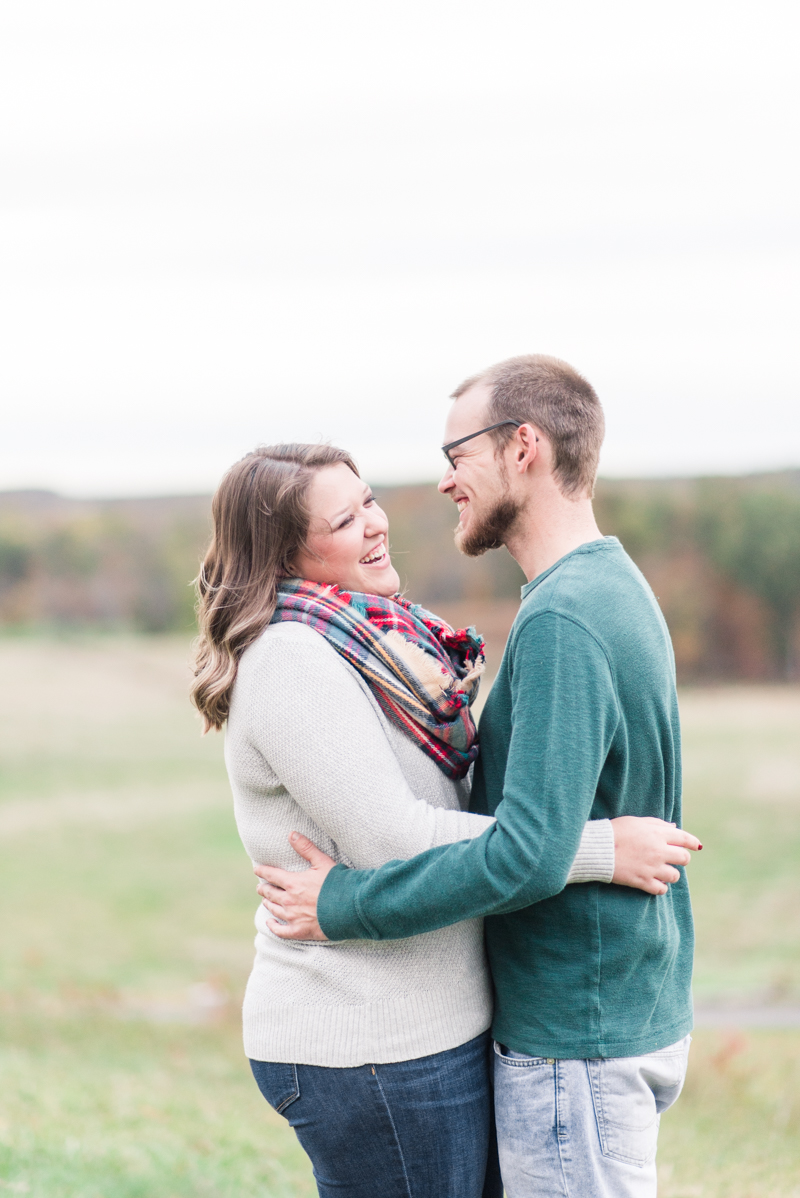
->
[191, 443, 684, 1198]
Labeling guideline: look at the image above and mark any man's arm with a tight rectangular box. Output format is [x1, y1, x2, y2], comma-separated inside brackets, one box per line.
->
[258, 815, 699, 939]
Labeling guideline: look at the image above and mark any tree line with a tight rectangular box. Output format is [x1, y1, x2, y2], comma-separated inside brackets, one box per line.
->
[1, 471, 799, 682]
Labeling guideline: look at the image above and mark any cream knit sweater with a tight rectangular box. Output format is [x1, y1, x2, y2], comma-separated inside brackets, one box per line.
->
[225, 622, 614, 1067]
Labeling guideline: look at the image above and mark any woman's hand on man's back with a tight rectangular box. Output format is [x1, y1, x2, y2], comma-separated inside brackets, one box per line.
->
[611, 817, 702, 895]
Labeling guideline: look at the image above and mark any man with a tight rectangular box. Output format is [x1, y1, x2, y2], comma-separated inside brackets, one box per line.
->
[258, 354, 696, 1197]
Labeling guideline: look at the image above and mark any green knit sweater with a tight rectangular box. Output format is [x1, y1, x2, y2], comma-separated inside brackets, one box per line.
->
[318, 538, 694, 1059]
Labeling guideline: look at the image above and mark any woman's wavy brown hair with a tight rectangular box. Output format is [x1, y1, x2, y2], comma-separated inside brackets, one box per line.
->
[191, 443, 358, 731]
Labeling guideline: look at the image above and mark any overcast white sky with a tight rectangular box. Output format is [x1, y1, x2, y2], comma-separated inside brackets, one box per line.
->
[2, 0, 798, 495]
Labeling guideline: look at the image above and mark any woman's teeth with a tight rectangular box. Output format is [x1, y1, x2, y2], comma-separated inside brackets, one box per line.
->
[360, 547, 386, 565]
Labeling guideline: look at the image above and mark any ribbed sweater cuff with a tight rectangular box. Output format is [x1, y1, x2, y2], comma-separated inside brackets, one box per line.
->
[567, 819, 615, 885]
[318, 863, 377, 941]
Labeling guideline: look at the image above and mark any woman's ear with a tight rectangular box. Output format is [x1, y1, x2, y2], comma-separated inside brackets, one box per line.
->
[279, 548, 300, 577]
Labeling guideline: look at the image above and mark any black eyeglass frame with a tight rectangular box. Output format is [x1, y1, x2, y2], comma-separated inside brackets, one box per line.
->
[441, 420, 524, 468]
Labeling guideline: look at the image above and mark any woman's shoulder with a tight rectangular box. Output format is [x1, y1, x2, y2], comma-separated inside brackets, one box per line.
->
[237, 621, 366, 690]
[255, 621, 331, 649]
[230, 620, 388, 741]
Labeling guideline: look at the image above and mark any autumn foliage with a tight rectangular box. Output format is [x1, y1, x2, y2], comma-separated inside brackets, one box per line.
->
[2, 471, 800, 682]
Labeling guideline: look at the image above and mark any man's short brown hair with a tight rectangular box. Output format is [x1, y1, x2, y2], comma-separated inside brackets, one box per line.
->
[452, 354, 605, 497]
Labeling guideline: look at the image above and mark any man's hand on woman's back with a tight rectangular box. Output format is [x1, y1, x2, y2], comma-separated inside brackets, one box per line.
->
[254, 832, 334, 940]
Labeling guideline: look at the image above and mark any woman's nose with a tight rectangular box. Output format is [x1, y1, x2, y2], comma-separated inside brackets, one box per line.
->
[365, 505, 389, 535]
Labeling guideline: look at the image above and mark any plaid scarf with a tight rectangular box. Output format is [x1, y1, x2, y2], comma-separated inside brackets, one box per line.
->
[271, 579, 484, 779]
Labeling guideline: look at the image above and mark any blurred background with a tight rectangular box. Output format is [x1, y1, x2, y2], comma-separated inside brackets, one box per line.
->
[2, 2, 799, 1196]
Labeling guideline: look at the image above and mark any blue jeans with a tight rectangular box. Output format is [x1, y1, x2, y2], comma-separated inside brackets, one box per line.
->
[250, 1031, 502, 1198]
[493, 1035, 691, 1198]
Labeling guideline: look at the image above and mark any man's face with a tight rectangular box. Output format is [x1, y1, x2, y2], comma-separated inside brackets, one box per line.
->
[438, 383, 522, 556]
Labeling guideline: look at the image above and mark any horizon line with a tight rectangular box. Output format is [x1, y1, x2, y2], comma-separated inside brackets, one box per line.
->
[1, 463, 800, 505]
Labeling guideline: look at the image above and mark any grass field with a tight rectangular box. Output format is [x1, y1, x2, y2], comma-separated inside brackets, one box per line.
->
[1, 636, 799, 1197]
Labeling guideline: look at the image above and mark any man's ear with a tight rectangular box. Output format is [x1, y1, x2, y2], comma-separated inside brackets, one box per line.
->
[510, 423, 541, 474]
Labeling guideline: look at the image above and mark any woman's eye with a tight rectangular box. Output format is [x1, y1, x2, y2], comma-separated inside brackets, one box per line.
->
[336, 515, 355, 530]
[365, 495, 375, 506]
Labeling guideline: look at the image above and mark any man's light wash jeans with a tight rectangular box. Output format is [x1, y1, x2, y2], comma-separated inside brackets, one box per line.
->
[493, 1034, 691, 1198]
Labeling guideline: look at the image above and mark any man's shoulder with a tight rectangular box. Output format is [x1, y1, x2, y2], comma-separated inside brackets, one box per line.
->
[520, 540, 650, 613]
[510, 539, 662, 652]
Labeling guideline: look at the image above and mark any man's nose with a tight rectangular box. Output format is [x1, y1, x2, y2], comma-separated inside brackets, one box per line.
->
[438, 465, 455, 494]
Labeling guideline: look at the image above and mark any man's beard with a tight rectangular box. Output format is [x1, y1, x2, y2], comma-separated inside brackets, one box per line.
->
[455, 494, 522, 557]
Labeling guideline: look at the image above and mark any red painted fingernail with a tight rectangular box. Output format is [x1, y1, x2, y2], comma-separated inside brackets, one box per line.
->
[698, 844, 703, 850]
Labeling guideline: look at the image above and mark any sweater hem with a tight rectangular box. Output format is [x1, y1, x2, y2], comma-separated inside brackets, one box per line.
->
[243, 976, 493, 1067]
[491, 1011, 694, 1061]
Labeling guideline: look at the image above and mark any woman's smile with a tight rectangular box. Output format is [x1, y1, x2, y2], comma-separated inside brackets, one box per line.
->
[359, 540, 388, 566]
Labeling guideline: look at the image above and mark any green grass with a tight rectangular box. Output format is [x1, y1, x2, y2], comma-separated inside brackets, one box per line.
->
[679, 686, 800, 1004]
[0, 1016, 313, 1198]
[658, 1030, 800, 1198]
[1, 638, 799, 1195]
[0, 637, 314, 1197]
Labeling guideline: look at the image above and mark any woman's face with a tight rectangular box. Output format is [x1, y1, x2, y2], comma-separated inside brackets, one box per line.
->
[291, 463, 401, 597]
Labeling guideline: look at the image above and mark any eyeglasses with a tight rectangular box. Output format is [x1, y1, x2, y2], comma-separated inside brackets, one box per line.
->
[441, 421, 523, 468]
